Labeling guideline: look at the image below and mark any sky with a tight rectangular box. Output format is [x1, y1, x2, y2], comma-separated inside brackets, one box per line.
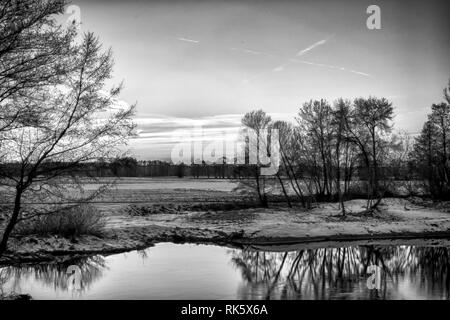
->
[71, 0, 450, 160]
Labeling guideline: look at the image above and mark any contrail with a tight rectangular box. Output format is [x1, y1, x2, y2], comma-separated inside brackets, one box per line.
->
[245, 35, 340, 82]
[230, 47, 274, 58]
[349, 70, 373, 77]
[296, 35, 334, 56]
[172, 34, 372, 81]
[289, 58, 373, 77]
[176, 37, 200, 44]
[296, 39, 327, 56]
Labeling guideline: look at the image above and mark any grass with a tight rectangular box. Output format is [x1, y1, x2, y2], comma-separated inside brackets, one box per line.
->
[16, 204, 105, 238]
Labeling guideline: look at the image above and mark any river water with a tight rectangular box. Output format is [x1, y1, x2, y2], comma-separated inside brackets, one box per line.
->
[1, 242, 449, 299]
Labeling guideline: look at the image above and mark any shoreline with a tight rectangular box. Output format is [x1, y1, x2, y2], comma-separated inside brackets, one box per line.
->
[2, 231, 450, 266]
[3, 228, 450, 266]
[1, 197, 449, 265]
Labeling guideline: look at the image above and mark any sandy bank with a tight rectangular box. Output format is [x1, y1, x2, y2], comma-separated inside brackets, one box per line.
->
[1, 198, 449, 264]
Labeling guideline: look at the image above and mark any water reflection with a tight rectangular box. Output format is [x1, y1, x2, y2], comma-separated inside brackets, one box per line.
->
[230, 245, 450, 299]
[1, 256, 106, 298]
[0, 243, 449, 299]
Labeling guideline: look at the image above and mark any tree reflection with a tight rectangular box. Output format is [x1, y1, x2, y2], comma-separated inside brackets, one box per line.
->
[0, 255, 106, 297]
[230, 245, 450, 300]
[1, 244, 449, 300]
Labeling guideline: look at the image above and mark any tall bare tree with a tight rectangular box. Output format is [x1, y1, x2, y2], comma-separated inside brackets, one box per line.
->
[241, 109, 272, 207]
[411, 81, 450, 199]
[0, 32, 135, 256]
[332, 98, 352, 216]
[350, 97, 394, 211]
[296, 99, 334, 200]
[270, 121, 293, 207]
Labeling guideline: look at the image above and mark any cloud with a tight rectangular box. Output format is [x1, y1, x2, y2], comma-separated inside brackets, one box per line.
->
[272, 65, 285, 72]
[130, 113, 296, 159]
[92, 93, 133, 120]
[242, 49, 262, 55]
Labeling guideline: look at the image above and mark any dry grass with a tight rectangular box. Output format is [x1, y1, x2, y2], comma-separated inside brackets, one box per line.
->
[16, 204, 105, 238]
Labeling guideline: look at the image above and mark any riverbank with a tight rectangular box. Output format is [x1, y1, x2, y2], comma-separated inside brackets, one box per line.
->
[1, 197, 449, 265]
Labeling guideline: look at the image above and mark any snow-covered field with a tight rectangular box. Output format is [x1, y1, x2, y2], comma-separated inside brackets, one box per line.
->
[83, 177, 239, 192]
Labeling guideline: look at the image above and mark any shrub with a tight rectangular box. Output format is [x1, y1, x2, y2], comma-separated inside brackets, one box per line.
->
[16, 204, 105, 238]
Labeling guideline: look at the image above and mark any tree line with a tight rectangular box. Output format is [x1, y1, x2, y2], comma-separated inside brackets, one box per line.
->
[241, 83, 449, 213]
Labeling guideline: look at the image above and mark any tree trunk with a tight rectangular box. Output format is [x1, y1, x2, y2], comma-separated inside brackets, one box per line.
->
[0, 187, 22, 257]
[281, 151, 305, 207]
[441, 117, 449, 185]
[371, 129, 380, 199]
[254, 168, 267, 207]
[335, 143, 346, 217]
[277, 173, 292, 208]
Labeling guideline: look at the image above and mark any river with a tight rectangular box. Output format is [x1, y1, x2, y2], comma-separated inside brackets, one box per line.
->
[1, 242, 449, 299]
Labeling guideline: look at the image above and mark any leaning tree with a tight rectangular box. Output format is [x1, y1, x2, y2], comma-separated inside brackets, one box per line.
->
[0, 31, 135, 256]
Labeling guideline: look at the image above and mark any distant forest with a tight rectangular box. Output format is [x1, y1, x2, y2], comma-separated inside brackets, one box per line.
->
[9, 157, 422, 181]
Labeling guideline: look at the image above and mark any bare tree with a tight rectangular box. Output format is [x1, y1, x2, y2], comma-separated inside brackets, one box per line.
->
[0, 32, 135, 256]
[241, 109, 272, 207]
[411, 82, 450, 199]
[296, 99, 334, 200]
[270, 121, 293, 207]
[348, 97, 394, 212]
[0, 0, 74, 133]
[429, 102, 450, 187]
[332, 99, 352, 216]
